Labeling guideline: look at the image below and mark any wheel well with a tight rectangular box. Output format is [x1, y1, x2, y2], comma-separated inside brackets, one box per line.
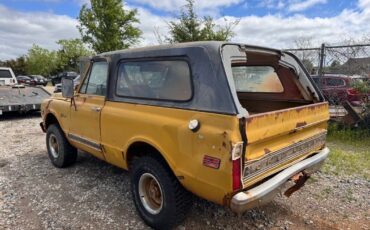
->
[126, 142, 171, 171]
[45, 113, 59, 129]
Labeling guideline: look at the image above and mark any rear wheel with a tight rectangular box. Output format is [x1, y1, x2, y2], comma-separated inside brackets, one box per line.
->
[46, 124, 77, 168]
[131, 156, 192, 229]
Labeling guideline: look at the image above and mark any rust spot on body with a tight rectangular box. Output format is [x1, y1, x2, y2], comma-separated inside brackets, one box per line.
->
[296, 121, 307, 128]
[264, 148, 271, 154]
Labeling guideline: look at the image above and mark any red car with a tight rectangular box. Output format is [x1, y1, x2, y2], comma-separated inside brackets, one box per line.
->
[16, 75, 36, 86]
[311, 74, 370, 106]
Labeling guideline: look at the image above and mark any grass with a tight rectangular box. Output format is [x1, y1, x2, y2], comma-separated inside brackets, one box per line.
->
[322, 124, 370, 180]
[327, 122, 370, 147]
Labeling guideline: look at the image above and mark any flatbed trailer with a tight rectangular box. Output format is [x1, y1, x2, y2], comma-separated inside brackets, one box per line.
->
[0, 85, 51, 115]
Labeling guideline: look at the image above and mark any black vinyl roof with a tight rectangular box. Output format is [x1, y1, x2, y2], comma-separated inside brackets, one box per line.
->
[99, 41, 281, 59]
[101, 42, 243, 115]
[91, 42, 285, 115]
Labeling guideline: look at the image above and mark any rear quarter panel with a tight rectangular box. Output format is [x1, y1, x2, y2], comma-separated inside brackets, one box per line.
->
[101, 101, 241, 205]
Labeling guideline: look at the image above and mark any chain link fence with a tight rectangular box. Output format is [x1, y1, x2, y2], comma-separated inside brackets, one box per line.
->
[285, 43, 370, 127]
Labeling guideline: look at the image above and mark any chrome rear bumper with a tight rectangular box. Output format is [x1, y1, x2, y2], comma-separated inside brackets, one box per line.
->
[230, 147, 329, 213]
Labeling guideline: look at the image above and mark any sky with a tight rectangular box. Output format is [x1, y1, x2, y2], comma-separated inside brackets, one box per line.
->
[0, 0, 370, 60]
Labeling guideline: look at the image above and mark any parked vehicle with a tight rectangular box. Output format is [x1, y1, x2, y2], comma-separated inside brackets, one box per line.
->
[54, 75, 81, 93]
[29, 75, 48, 86]
[311, 74, 370, 106]
[0, 85, 50, 115]
[40, 42, 330, 229]
[16, 75, 35, 85]
[51, 72, 78, 86]
[0, 67, 17, 86]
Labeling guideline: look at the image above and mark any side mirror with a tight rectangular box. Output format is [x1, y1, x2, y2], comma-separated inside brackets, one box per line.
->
[62, 78, 74, 98]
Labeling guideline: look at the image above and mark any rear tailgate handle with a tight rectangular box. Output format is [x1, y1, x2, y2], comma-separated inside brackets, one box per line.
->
[91, 106, 102, 112]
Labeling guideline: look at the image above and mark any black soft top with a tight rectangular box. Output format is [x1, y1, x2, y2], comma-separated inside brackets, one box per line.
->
[93, 42, 281, 115]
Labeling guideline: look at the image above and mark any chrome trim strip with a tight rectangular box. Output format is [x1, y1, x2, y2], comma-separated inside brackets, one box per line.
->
[231, 147, 329, 213]
[68, 133, 102, 152]
[243, 132, 326, 183]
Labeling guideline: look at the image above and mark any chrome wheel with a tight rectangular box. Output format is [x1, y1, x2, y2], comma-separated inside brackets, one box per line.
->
[48, 134, 59, 158]
[138, 173, 163, 214]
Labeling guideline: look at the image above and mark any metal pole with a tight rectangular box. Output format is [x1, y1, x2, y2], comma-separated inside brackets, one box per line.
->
[318, 43, 326, 88]
[318, 43, 325, 77]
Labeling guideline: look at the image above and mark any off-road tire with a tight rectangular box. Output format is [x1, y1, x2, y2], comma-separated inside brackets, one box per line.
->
[131, 156, 193, 229]
[46, 124, 77, 168]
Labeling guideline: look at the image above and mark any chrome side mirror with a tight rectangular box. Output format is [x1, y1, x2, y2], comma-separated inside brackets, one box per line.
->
[62, 78, 74, 98]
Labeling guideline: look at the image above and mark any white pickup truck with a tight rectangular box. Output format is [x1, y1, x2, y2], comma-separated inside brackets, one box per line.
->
[0, 67, 18, 86]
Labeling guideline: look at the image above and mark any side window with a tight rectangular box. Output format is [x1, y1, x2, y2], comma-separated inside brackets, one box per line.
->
[116, 60, 192, 101]
[80, 62, 108, 96]
[326, 78, 345, 87]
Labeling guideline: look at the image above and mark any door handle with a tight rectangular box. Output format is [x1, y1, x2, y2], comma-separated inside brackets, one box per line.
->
[91, 106, 102, 112]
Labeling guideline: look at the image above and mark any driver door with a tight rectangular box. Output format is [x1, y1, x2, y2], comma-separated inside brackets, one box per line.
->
[68, 61, 109, 160]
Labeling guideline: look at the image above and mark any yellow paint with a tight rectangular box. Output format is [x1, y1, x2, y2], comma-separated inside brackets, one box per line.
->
[41, 95, 329, 206]
[242, 102, 330, 189]
[100, 102, 241, 204]
[69, 93, 106, 160]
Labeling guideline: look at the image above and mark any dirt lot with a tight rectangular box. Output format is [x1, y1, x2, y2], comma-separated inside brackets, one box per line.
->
[0, 114, 369, 230]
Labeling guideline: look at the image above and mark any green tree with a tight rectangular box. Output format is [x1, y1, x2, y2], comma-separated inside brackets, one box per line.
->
[26, 45, 58, 77]
[57, 39, 94, 72]
[301, 59, 314, 74]
[3, 56, 27, 75]
[77, 0, 142, 53]
[330, 60, 341, 68]
[167, 0, 239, 43]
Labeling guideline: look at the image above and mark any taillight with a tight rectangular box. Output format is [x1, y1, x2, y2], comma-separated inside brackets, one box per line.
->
[347, 88, 358, 96]
[232, 142, 244, 191]
[232, 158, 242, 191]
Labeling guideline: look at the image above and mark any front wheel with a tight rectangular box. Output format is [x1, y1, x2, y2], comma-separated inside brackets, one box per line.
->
[46, 124, 77, 168]
[130, 156, 192, 229]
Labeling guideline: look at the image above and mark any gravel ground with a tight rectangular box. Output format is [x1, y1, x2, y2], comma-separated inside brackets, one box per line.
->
[0, 114, 369, 230]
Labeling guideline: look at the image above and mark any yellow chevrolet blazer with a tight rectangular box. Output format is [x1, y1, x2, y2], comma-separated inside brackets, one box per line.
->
[40, 42, 330, 229]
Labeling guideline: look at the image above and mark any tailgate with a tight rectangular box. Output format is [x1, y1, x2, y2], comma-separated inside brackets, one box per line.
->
[243, 102, 329, 187]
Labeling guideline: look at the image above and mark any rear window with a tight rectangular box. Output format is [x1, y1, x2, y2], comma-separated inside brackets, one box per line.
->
[231, 66, 284, 93]
[116, 60, 192, 101]
[0, 70, 12, 78]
